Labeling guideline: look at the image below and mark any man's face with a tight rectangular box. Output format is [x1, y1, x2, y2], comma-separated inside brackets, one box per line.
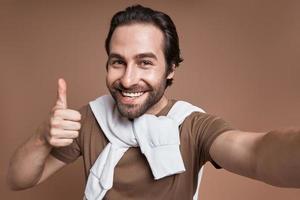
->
[106, 23, 174, 119]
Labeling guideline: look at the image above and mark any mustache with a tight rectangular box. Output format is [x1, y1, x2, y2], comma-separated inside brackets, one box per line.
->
[113, 82, 152, 93]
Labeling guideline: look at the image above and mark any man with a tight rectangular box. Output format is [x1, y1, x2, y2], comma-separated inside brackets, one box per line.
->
[7, 4, 300, 200]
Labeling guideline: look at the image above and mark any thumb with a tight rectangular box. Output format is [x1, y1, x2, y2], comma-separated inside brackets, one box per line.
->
[55, 78, 67, 109]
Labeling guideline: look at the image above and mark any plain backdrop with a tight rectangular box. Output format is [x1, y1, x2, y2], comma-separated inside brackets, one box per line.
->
[1, 0, 300, 199]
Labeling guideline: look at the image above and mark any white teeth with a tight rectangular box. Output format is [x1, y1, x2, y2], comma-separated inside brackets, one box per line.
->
[122, 91, 144, 97]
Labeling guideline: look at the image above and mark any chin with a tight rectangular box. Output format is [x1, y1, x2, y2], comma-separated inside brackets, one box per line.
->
[116, 100, 148, 119]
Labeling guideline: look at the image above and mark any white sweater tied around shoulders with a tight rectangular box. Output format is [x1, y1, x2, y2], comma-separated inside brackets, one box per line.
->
[84, 95, 204, 200]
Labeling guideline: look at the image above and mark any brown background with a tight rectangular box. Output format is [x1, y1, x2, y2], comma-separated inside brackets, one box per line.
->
[1, 0, 300, 199]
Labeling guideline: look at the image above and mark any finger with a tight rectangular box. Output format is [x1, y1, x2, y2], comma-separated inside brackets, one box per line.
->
[51, 120, 81, 131]
[50, 128, 79, 139]
[48, 138, 74, 147]
[56, 78, 67, 109]
[53, 109, 81, 121]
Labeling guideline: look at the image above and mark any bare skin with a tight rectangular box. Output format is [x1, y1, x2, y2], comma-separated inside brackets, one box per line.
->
[7, 23, 300, 191]
[210, 129, 300, 187]
[106, 23, 175, 119]
[7, 79, 81, 190]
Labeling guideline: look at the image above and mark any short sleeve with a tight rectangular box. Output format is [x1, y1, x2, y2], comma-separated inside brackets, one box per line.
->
[50, 105, 89, 164]
[190, 112, 234, 169]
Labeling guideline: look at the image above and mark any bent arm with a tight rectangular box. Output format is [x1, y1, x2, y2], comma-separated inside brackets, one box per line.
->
[7, 128, 66, 190]
[210, 128, 300, 188]
[7, 79, 81, 190]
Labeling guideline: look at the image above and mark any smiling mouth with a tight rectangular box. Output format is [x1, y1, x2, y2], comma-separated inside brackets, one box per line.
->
[121, 91, 145, 98]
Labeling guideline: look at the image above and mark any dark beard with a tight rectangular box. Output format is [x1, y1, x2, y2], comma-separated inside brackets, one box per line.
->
[109, 80, 166, 119]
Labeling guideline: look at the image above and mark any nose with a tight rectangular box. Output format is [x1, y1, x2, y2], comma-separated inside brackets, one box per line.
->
[120, 64, 140, 88]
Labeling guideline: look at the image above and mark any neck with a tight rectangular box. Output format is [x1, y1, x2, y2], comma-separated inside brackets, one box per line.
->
[145, 95, 168, 115]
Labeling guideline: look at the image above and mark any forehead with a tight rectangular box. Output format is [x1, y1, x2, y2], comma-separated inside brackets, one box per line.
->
[110, 23, 164, 58]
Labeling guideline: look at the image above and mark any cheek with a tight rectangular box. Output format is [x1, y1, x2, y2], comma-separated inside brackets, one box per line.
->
[106, 68, 122, 86]
[141, 69, 166, 85]
[143, 72, 159, 82]
[106, 72, 112, 87]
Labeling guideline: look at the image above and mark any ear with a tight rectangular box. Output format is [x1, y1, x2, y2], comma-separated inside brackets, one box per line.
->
[167, 64, 176, 79]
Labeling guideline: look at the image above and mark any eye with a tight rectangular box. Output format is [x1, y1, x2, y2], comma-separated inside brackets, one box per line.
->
[139, 60, 153, 67]
[143, 60, 153, 65]
[110, 59, 126, 68]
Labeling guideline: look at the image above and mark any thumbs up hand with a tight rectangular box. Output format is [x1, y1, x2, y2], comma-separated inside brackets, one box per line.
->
[45, 78, 81, 147]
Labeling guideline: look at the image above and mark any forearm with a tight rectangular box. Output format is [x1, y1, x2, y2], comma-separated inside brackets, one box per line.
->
[7, 79, 81, 190]
[7, 124, 52, 190]
[256, 128, 300, 187]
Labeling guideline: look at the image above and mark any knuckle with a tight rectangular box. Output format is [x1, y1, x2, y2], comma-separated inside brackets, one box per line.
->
[50, 118, 60, 128]
[50, 107, 56, 115]
[49, 128, 56, 136]
[53, 109, 62, 117]
[48, 138, 56, 146]
[50, 128, 62, 138]
[50, 117, 54, 125]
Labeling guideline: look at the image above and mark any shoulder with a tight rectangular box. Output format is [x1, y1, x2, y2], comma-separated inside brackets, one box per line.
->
[186, 110, 232, 129]
[181, 110, 233, 142]
[79, 104, 95, 122]
[77, 103, 109, 147]
[77, 104, 97, 139]
[182, 110, 217, 129]
[79, 104, 92, 115]
[180, 111, 215, 138]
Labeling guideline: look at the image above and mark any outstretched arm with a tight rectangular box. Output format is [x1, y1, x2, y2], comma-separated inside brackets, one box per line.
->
[210, 128, 300, 187]
[7, 79, 81, 190]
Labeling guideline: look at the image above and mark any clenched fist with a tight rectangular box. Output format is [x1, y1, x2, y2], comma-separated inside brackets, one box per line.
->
[44, 78, 81, 147]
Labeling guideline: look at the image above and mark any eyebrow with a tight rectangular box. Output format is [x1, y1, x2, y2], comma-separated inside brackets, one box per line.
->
[108, 53, 124, 60]
[135, 53, 157, 60]
[108, 52, 158, 61]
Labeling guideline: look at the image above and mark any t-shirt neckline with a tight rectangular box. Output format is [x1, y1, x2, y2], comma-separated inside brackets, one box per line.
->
[155, 99, 177, 117]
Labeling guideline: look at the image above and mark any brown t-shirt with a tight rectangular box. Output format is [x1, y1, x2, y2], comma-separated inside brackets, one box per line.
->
[51, 99, 233, 199]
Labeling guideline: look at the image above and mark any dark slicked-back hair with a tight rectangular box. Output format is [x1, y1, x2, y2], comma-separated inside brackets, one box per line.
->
[105, 4, 183, 87]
